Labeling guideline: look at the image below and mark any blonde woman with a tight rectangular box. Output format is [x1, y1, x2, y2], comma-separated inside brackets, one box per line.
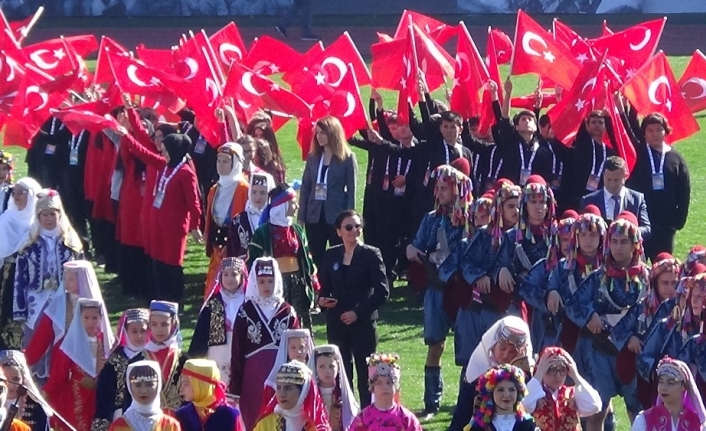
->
[298, 116, 357, 270]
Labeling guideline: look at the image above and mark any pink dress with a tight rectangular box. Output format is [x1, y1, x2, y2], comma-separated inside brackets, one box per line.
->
[350, 404, 422, 431]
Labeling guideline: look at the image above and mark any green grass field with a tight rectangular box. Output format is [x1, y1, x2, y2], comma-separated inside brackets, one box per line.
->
[6, 58, 703, 430]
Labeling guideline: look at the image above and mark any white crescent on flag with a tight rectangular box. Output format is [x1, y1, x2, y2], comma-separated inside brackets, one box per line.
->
[682, 77, 706, 100]
[321, 56, 348, 87]
[629, 28, 651, 51]
[648, 75, 672, 110]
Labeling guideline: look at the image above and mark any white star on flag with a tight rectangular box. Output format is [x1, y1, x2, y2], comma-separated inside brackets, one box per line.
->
[665, 99, 672, 111]
[53, 49, 66, 59]
[270, 83, 280, 91]
[543, 51, 555, 63]
[625, 68, 637, 79]
[575, 98, 586, 110]
[314, 72, 326, 85]
[268, 64, 280, 74]
[576, 53, 588, 63]
[400, 78, 407, 90]
[453, 78, 460, 88]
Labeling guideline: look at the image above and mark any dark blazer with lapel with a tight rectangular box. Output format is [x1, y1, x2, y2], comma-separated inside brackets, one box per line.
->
[298, 152, 357, 225]
[1, 185, 11, 213]
[580, 187, 652, 240]
[319, 243, 389, 322]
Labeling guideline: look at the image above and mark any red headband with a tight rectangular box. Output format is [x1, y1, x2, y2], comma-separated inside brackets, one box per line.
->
[181, 368, 227, 407]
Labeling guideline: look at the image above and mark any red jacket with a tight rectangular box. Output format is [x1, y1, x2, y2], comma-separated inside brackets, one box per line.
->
[116, 135, 146, 248]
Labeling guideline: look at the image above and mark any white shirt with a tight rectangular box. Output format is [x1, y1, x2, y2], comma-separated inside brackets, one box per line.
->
[522, 377, 602, 417]
[603, 187, 626, 221]
[492, 414, 517, 431]
[631, 411, 706, 431]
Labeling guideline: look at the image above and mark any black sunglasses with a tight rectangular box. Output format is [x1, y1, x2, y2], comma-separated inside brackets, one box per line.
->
[344, 224, 363, 232]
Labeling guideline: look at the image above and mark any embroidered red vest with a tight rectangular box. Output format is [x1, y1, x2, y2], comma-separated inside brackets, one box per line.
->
[532, 385, 580, 431]
[644, 405, 701, 431]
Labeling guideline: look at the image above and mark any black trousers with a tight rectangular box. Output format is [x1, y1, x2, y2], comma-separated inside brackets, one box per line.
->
[119, 244, 151, 297]
[151, 260, 184, 303]
[644, 224, 676, 263]
[279, 0, 313, 33]
[306, 218, 341, 272]
[91, 218, 119, 273]
[327, 318, 377, 408]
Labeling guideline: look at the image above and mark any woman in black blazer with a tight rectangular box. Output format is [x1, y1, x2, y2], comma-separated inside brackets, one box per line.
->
[318, 209, 389, 408]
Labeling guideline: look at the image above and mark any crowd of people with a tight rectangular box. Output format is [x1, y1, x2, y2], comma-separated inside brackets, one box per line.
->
[0, 8, 703, 431]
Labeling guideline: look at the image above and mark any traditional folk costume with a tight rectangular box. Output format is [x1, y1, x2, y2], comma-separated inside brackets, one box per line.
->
[311, 345, 359, 431]
[408, 165, 472, 416]
[248, 184, 319, 330]
[467, 365, 537, 431]
[204, 143, 249, 295]
[175, 359, 245, 431]
[681, 246, 706, 280]
[0, 350, 51, 431]
[228, 173, 275, 262]
[253, 360, 330, 431]
[189, 257, 248, 386]
[496, 175, 556, 337]
[565, 211, 648, 415]
[108, 360, 182, 431]
[632, 357, 706, 431]
[92, 308, 151, 431]
[13, 190, 82, 380]
[44, 299, 109, 431]
[523, 347, 602, 431]
[519, 209, 577, 352]
[262, 329, 315, 408]
[228, 258, 300, 430]
[25, 260, 113, 370]
[143, 301, 187, 414]
[631, 254, 683, 410]
[450, 317, 533, 431]
[0, 178, 41, 351]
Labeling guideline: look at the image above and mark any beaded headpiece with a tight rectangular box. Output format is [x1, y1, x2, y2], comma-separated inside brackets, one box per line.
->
[218, 142, 244, 161]
[495, 322, 528, 350]
[256, 259, 275, 277]
[35, 189, 63, 213]
[220, 257, 245, 273]
[367, 353, 401, 389]
[78, 298, 102, 312]
[431, 164, 473, 230]
[124, 308, 150, 325]
[251, 174, 269, 187]
[472, 364, 530, 429]
[276, 360, 311, 386]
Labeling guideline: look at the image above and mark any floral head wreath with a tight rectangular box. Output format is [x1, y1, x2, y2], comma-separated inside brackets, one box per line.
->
[471, 364, 530, 429]
[516, 180, 556, 248]
[565, 211, 607, 272]
[431, 165, 473, 231]
[366, 353, 401, 390]
[489, 182, 522, 249]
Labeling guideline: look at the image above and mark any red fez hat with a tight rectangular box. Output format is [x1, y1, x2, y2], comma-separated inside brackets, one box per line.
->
[617, 210, 638, 226]
[690, 263, 706, 277]
[561, 209, 579, 220]
[525, 174, 546, 186]
[583, 205, 602, 217]
[450, 158, 471, 177]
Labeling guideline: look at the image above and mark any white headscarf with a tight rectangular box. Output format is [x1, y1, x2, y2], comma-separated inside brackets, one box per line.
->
[44, 260, 113, 355]
[217, 143, 244, 188]
[265, 329, 314, 394]
[269, 202, 292, 227]
[310, 344, 360, 430]
[244, 172, 275, 230]
[59, 298, 107, 378]
[0, 178, 41, 259]
[122, 360, 164, 430]
[0, 350, 52, 417]
[246, 257, 284, 321]
[465, 316, 533, 384]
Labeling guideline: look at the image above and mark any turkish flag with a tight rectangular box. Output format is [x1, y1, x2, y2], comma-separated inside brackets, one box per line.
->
[0, 54, 25, 113]
[511, 10, 580, 90]
[620, 51, 699, 143]
[10, 64, 67, 138]
[395, 31, 420, 125]
[93, 36, 127, 86]
[377, 32, 394, 43]
[136, 44, 176, 71]
[23, 35, 97, 76]
[209, 21, 247, 72]
[394, 10, 458, 45]
[678, 50, 706, 114]
[9, 7, 43, 44]
[547, 56, 611, 145]
[552, 19, 595, 65]
[450, 21, 489, 119]
[511, 92, 557, 110]
[410, 23, 455, 92]
[589, 18, 666, 80]
[243, 35, 302, 75]
[296, 118, 316, 160]
[223, 62, 311, 121]
[50, 107, 121, 135]
[171, 32, 223, 114]
[371, 36, 407, 90]
[478, 26, 504, 137]
[605, 92, 637, 175]
[283, 31, 370, 88]
[490, 28, 513, 64]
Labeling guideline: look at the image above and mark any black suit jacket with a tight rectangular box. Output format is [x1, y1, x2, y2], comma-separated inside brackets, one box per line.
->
[580, 187, 652, 240]
[2, 185, 11, 213]
[319, 243, 389, 322]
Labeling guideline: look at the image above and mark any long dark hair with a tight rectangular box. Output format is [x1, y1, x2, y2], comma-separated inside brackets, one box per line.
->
[246, 119, 286, 171]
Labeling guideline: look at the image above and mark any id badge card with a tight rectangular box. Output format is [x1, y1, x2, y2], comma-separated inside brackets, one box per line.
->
[45, 144, 56, 155]
[586, 173, 600, 192]
[423, 170, 431, 187]
[69, 147, 79, 165]
[314, 183, 327, 201]
[194, 138, 207, 154]
[652, 173, 665, 190]
[394, 185, 406, 197]
[153, 191, 165, 209]
[382, 175, 389, 191]
[519, 168, 531, 186]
